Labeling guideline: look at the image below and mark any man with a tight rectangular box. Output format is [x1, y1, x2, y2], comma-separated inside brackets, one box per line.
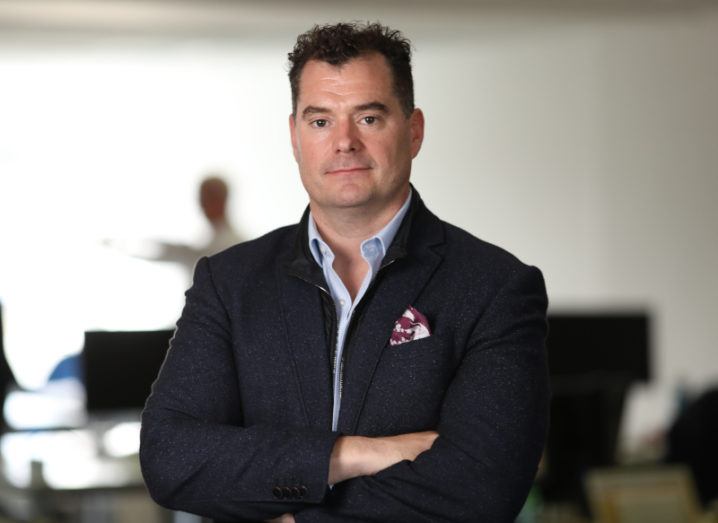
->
[141, 22, 549, 523]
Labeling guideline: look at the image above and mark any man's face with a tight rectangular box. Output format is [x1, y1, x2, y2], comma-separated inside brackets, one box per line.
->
[289, 53, 424, 216]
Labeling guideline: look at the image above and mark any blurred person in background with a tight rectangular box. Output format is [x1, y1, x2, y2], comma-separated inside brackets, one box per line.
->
[105, 174, 243, 278]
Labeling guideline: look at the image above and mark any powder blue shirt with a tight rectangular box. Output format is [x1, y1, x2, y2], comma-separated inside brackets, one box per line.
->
[308, 190, 412, 431]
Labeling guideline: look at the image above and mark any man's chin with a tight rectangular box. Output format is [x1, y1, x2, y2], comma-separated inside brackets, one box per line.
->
[326, 185, 375, 209]
[331, 195, 373, 210]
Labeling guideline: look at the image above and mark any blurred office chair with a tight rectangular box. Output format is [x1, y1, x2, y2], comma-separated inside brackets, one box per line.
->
[0, 302, 18, 432]
[666, 387, 718, 507]
[586, 465, 702, 523]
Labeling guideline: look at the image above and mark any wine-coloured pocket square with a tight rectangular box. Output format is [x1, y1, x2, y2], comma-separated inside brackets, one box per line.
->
[390, 305, 431, 346]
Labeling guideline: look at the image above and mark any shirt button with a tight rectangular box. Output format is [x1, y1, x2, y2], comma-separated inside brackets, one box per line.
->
[339, 299, 345, 307]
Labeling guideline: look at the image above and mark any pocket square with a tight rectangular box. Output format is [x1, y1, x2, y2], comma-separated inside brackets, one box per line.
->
[390, 305, 431, 346]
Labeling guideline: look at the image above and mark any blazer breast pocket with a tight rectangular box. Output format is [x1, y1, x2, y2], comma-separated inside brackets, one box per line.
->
[381, 334, 447, 366]
[358, 335, 457, 435]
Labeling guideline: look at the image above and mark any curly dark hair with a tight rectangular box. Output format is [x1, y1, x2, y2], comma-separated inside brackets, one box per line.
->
[288, 22, 414, 117]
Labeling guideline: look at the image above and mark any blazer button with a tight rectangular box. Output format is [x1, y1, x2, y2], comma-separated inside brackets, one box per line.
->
[291, 486, 301, 499]
[299, 485, 307, 497]
[281, 486, 293, 499]
[272, 486, 284, 499]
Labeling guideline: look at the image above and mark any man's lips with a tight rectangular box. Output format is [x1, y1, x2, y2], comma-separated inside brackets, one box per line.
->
[325, 166, 371, 175]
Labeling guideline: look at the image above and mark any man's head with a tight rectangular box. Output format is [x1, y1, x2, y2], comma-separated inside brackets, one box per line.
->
[288, 23, 424, 220]
[288, 22, 414, 118]
[199, 175, 229, 224]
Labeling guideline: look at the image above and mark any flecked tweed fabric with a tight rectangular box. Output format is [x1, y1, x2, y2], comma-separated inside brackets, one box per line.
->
[140, 189, 550, 523]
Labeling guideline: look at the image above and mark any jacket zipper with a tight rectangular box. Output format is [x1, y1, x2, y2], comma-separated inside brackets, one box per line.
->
[294, 257, 399, 430]
[334, 257, 399, 429]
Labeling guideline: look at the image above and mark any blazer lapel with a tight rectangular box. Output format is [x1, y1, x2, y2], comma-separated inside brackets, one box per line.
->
[276, 266, 333, 431]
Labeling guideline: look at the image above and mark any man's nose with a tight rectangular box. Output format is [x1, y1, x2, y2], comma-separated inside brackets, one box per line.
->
[334, 119, 361, 153]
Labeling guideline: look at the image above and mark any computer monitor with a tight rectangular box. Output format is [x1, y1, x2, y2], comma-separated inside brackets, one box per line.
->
[547, 313, 650, 382]
[541, 312, 651, 512]
[82, 329, 173, 414]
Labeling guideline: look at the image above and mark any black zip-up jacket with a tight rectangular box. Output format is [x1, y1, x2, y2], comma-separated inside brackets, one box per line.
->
[141, 188, 549, 523]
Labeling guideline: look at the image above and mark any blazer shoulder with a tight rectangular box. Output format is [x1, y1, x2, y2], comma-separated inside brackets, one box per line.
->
[440, 220, 544, 288]
[202, 223, 298, 280]
[441, 220, 531, 267]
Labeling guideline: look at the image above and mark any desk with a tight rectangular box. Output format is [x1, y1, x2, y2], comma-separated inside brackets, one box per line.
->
[0, 426, 173, 523]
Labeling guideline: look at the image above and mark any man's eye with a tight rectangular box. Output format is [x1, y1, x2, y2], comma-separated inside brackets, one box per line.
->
[312, 119, 328, 128]
[362, 116, 377, 125]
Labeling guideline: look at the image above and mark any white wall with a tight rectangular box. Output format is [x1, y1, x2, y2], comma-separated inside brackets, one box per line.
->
[0, 2, 716, 439]
[411, 8, 718, 385]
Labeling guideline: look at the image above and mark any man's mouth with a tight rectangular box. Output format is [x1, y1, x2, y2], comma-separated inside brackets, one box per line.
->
[326, 166, 371, 175]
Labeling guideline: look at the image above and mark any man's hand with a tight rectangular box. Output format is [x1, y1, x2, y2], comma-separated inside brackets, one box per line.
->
[328, 431, 438, 485]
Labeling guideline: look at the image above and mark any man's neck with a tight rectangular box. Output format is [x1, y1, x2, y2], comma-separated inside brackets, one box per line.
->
[310, 190, 409, 299]
[310, 193, 407, 260]
[209, 216, 228, 231]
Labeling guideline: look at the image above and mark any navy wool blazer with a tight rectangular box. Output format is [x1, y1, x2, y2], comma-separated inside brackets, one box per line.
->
[140, 190, 550, 523]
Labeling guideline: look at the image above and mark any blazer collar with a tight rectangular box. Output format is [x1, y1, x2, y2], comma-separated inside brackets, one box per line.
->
[284, 185, 444, 283]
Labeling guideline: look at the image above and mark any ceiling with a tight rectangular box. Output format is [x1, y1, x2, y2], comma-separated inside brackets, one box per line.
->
[0, 0, 711, 39]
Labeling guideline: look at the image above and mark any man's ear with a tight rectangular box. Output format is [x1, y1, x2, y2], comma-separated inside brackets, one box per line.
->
[409, 108, 425, 159]
[289, 113, 299, 162]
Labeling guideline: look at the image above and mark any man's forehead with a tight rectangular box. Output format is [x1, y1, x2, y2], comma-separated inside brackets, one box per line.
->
[304, 52, 388, 73]
[296, 54, 395, 105]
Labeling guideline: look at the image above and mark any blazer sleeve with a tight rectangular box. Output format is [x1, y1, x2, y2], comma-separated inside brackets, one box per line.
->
[294, 264, 550, 523]
[140, 256, 340, 522]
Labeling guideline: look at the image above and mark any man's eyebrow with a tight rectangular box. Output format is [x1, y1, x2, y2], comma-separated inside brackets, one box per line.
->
[300, 102, 390, 119]
[301, 106, 331, 118]
[355, 102, 389, 113]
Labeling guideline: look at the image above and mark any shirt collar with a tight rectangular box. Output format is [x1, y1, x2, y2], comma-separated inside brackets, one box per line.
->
[308, 189, 413, 267]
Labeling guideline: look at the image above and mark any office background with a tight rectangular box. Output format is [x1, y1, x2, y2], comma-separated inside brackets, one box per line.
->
[0, 0, 716, 521]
